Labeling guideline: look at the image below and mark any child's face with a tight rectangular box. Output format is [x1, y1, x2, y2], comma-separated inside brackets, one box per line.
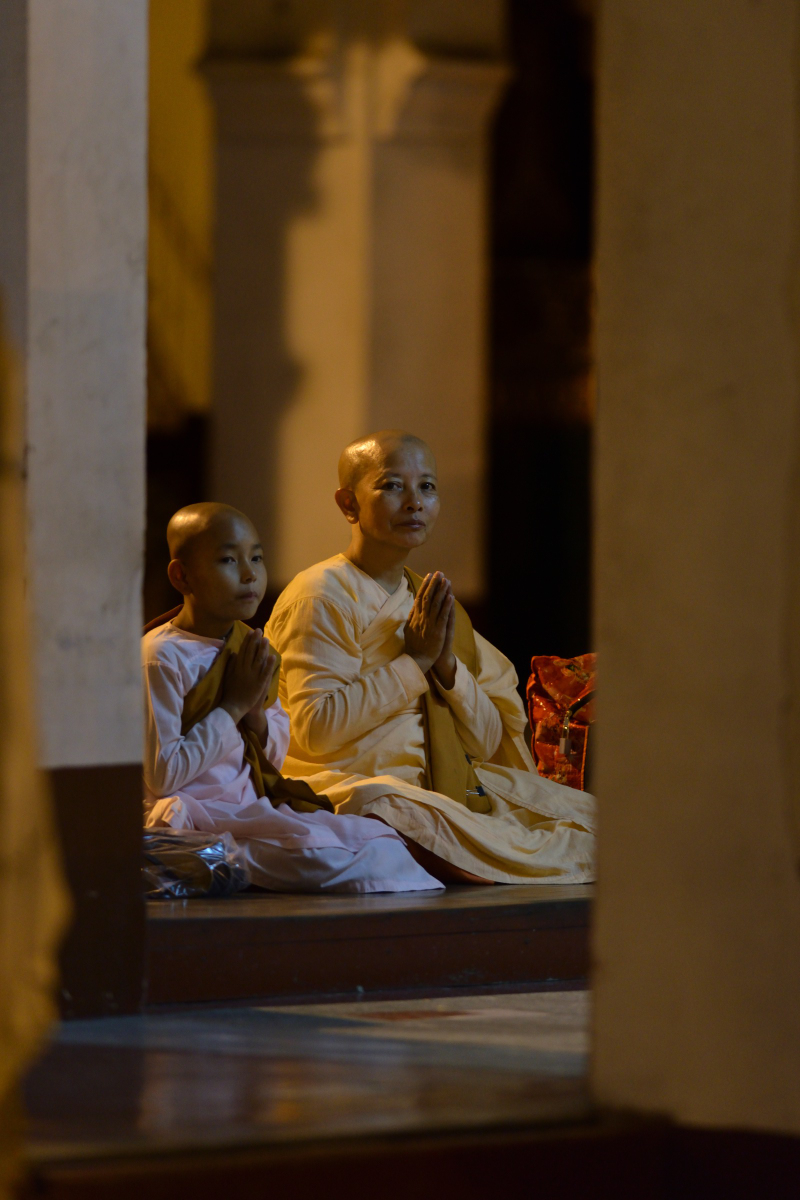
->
[180, 514, 267, 623]
[351, 442, 440, 551]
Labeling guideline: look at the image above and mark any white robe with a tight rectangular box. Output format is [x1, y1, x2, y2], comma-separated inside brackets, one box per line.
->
[141, 622, 441, 893]
[267, 555, 595, 885]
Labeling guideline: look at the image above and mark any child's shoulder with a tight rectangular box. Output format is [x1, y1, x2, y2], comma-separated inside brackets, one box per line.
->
[141, 622, 192, 671]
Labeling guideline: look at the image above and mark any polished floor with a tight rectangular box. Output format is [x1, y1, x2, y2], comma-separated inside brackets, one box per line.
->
[24, 989, 591, 1168]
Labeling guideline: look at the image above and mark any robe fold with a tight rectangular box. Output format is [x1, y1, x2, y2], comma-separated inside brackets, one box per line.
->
[181, 619, 333, 814]
[266, 555, 595, 884]
[404, 568, 489, 812]
[142, 620, 442, 892]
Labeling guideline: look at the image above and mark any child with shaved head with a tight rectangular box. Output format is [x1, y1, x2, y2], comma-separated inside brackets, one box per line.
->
[266, 432, 594, 886]
[141, 502, 442, 893]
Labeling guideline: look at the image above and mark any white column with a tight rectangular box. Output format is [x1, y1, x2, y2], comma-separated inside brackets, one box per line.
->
[206, 14, 505, 601]
[0, 0, 148, 769]
[593, 0, 800, 1132]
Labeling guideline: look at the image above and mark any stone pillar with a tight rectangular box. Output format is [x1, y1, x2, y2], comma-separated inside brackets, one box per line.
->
[206, 4, 506, 602]
[0, 0, 148, 1015]
[593, 0, 800, 1132]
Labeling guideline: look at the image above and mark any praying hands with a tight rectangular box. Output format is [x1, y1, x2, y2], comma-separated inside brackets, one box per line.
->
[404, 571, 457, 688]
[221, 628, 278, 740]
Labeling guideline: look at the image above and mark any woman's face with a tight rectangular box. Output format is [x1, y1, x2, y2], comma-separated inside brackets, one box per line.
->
[351, 441, 440, 550]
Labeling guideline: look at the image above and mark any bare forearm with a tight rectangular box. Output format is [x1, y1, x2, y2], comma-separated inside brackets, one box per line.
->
[241, 705, 268, 744]
[241, 707, 268, 746]
[431, 651, 456, 690]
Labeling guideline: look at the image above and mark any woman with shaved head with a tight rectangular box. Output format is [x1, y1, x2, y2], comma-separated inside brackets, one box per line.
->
[266, 432, 594, 885]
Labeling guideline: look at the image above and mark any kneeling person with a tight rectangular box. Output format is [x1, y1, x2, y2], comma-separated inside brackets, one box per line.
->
[266, 433, 595, 885]
[142, 501, 441, 893]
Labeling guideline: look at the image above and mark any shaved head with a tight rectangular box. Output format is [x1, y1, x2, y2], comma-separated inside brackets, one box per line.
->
[338, 430, 434, 490]
[167, 502, 255, 562]
[164, 501, 267, 627]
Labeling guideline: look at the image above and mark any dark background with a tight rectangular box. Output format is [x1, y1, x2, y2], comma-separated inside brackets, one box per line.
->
[487, 0, 594, 687]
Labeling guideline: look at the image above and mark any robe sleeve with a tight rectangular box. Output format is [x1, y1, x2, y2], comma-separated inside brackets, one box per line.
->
[268, 597, 429, 757]
[474, 631, 537, 770]
[264, 696, 290, 770]
[431, 657, 504, 760]
[432, 631, 534, 770]
[143, 659, 242, 798]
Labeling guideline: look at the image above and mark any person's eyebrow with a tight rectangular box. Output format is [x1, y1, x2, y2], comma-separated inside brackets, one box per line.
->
[376, 471, 436, 480]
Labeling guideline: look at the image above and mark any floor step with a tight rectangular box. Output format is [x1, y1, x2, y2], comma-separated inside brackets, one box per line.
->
[145, 884, 592, 1006]
[24, 1120, 665, 1200]
[23, 987, 596, 1198]
[23, 985, 800, 1200]
[26, 1122, 800, 1200]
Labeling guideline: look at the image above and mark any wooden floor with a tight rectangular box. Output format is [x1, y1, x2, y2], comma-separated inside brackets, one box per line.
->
[23, 989, 594, 1198]
[21, 887, 595, 1196]
[22, 986, 800, 1200]
[145, 883, 593, 1007]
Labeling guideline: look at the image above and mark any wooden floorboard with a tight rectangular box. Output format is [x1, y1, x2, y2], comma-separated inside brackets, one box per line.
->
[23, 989, 593, 1196]
[145, 884, 592, 1006]
[22, 986, 800, 1200]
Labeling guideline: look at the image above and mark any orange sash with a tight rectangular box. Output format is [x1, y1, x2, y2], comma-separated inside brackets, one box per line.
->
[180, 620, 333, 814]
[404, 570, 490, 813]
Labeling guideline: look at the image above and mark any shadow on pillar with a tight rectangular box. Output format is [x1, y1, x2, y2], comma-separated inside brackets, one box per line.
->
[208, 68, 321, 575]
[487, 0, 594, 690]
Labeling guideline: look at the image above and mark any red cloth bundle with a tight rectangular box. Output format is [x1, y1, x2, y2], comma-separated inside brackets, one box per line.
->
[526, 654, 596, 791]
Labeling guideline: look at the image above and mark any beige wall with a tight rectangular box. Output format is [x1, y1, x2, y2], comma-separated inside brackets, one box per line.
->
[592, 0, 800, 1132]
[206, 1, 505, 600]
[148, 0, 213, 426]
[146, 0, 506, 598]
[0, 1, 148, 769]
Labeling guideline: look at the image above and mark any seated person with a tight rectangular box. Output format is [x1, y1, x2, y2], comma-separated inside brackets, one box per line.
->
[266, 432, 595, 886]
[142, 501, 442, 894]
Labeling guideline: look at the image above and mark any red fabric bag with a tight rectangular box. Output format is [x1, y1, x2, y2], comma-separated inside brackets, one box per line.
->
[526, 654, 595, 791]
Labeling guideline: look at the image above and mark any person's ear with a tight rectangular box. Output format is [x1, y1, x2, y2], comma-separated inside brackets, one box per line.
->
[335, 486, 360, 525]
[167, 558, 191, 596]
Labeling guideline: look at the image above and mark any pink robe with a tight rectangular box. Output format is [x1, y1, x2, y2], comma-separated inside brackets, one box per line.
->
[141, 622, 441, 892]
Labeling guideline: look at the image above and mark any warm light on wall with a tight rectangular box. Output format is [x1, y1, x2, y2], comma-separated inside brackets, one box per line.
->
[148, 0, 214, 431]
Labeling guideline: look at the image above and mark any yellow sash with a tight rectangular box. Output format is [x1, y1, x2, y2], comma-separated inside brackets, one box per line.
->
[180, 621, 333, 814]
[404, 570, 491, 814]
